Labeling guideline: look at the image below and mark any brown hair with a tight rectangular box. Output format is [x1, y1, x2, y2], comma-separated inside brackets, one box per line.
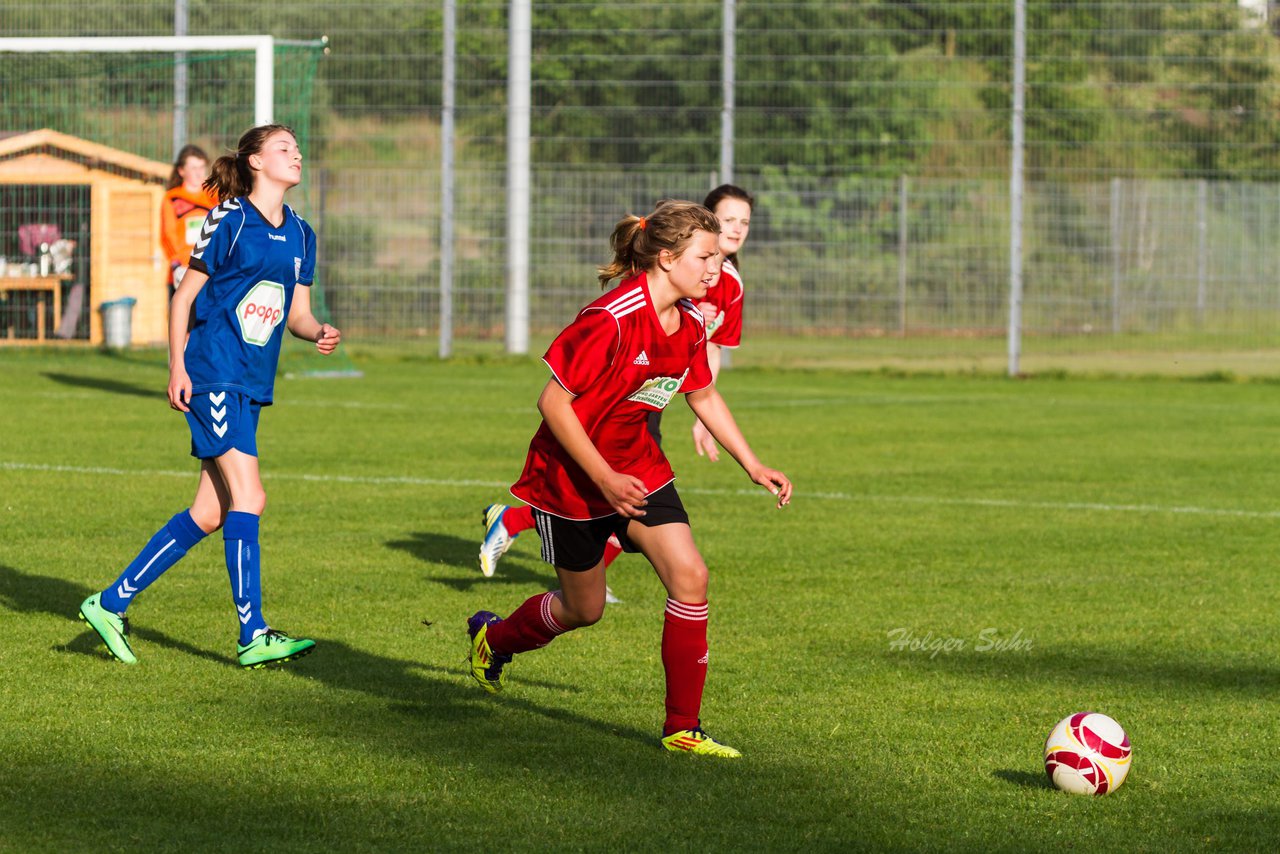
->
[598, 199, 721, 288]
[203, 123, 296, 201]
[166, 144, 209, 190]
[702, 183, 755, 268]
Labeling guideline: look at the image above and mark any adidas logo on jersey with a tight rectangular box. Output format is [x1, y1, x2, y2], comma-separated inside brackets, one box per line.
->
[633, 350, 650, 365]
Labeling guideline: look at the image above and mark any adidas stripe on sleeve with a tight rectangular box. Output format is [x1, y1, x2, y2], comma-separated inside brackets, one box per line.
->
[543, 307, 621, 396]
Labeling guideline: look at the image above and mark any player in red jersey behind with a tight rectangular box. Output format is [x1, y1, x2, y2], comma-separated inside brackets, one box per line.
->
[478, 185, 756, 587]
[466, 200, 791, 758]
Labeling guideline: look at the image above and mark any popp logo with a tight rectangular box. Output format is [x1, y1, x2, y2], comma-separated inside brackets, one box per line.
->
[236, 280, 287, 346]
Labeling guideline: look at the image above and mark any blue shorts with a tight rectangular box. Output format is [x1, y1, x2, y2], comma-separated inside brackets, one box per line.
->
[184, 390, 261, 459]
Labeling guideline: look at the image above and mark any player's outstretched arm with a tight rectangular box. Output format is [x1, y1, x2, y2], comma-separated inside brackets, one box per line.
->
[686, 385, 792, 508]
[167, 267, 209, 412]
[537, 379, 649, 517]
[286, 285, 342, 354]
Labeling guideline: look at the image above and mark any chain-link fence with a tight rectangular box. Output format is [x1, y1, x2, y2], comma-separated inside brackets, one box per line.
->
[4, 1, 1279, 369]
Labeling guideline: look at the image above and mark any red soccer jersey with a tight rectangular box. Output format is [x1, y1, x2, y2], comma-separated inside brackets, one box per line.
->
[511, 272, 714, 519]
[702, 258, 744, 348]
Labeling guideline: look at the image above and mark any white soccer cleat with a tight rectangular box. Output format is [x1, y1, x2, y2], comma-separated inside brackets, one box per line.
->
[478, 503, 516, 578]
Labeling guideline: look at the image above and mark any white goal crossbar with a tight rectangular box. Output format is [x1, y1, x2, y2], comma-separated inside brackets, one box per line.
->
[0, 36, 277, 125]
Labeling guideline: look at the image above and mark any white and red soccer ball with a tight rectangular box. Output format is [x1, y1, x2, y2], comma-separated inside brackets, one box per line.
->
[1043, 712, 1132, 795]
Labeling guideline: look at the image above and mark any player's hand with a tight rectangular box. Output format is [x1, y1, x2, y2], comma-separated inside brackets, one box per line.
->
[697, 300, 717, 326]
[749, 465, 792, 509]
[598, 470, 648, 518]
[315, 323, 341, 355]
[691, 418, 719, 462]
[167, 368, 192, 412]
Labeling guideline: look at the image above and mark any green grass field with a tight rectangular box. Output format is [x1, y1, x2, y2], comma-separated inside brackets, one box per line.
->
[2, 345, 1279, 852]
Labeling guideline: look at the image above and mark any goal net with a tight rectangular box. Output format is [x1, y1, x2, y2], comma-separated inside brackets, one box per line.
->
[0, 36, 351, 373]
[0, 36, 323, 175]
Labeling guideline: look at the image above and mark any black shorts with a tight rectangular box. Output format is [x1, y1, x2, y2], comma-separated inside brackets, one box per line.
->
[532, 481, 689, 572]
[645, 409, 663, 446]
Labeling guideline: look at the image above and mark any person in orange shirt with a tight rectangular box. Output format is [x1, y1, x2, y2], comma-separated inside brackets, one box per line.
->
[161, 145, 218, 300]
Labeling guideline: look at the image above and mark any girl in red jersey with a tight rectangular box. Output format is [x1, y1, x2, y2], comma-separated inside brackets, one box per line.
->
[478, 184, 757, 579]
[684, 183, 752, 459]
[467, 199, 791, 758]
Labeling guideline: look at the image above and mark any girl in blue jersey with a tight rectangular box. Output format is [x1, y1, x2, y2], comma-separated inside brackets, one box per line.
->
[78, 124, 341, 669]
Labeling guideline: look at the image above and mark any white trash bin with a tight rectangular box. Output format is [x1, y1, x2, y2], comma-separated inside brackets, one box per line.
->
[100, 297, 137, 349]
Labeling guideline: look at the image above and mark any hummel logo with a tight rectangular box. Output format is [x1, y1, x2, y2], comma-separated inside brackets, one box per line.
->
[210, 391, 229, 438]
[633, 350, 650, 365]
[267, 233, 287, 242]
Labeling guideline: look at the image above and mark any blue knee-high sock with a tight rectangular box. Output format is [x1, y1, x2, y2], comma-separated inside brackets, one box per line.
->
[99, 510, 207, 613]
[224, 511, 268, 645]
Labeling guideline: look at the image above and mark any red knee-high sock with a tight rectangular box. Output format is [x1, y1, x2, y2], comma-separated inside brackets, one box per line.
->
[601, 534, 624, 569]
[662, 598, 709, 735]
[486, 591, 568, 655]
[502, 504, 535, 535]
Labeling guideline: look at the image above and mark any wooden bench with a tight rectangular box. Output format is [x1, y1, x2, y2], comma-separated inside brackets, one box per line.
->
[0, 275, 65, 344]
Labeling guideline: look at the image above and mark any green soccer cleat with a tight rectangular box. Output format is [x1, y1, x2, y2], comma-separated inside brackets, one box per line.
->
[78, 594, 138, 664]
[237, 629, 316, 669]
[661, 727, 742, 758]
[478, 504, 517, 578]
[467, 610, 512, 693]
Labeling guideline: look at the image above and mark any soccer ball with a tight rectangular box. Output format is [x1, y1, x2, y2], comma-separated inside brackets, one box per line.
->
[1043, 712, 1132, 795]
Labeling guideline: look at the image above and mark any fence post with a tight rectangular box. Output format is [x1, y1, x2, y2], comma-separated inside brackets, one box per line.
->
[439, 0, 456, 358]
[1111, 177, 1121, 335]
[1196, 179, 1207, 324]
[506, 0, 531, 354]
[898, 175, 908, 335]
[173, 0, 188, 159]
[1007, 0, 1026, 376]
[720, 0, 735, 186]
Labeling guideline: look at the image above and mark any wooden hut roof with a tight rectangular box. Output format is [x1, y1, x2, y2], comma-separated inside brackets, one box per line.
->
[0, 129, 168, 184]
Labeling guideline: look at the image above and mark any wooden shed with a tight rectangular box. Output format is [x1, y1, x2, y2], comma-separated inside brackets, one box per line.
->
[0, 129, 169, 346]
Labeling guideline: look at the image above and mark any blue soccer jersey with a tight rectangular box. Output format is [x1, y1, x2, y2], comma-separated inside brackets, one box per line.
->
[185, 197, 316, 404]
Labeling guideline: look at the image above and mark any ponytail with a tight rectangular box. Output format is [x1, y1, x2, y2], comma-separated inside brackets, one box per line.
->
[597, 215, 648, 287]
[203, 152, 253, 201]
[598, 200, 720, 288]
[202, 123, 296, 202]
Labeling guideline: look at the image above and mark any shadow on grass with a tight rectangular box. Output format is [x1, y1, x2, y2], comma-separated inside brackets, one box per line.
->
[98, 348, 167, 368]
[1, 562, 237, 667]
[42, 371, 163, 399]
[0, 562, 635, 743]
[297, 636, 640, 743]
[385, 530, 554, 591]
[993, 769, 1052, 790]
